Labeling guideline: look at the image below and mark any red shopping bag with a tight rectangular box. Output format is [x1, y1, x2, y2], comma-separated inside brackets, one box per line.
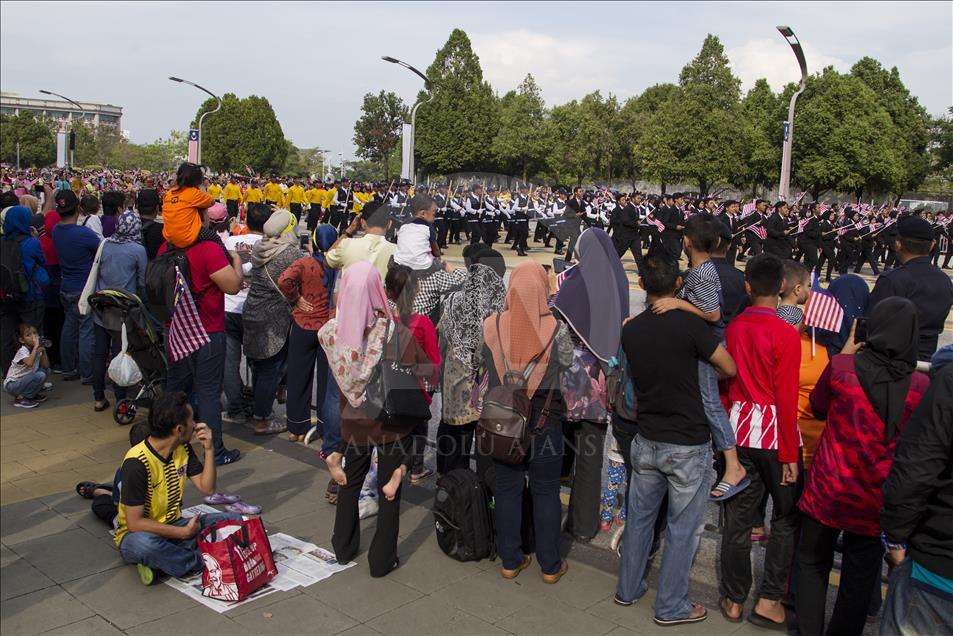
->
[198, 517, 277, 601]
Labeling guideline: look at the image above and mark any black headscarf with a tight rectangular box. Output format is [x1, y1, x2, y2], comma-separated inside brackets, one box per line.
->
[853, 296, 919, 440]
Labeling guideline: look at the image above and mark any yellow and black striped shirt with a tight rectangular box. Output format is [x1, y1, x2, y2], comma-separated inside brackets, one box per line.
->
[115, 440, 202, 545]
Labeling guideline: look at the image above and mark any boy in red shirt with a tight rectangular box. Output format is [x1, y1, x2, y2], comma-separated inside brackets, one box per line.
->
[719, 254, 802, 629]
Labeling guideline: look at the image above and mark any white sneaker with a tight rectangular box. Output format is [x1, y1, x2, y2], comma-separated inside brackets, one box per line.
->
[43, 382, 53, 391]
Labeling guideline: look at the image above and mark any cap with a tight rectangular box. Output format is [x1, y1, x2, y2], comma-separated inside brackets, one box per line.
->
[54, 190, 79, 214]
[556, 187, 568, 195]
[207, 202, 227, 223]
[897, 215, 934, 241]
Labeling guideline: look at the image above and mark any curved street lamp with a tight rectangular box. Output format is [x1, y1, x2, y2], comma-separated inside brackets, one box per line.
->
[169, 76, 222, 165]
[776, 26, 808, 201]
[382, 56, 433, 181]
[39, 89, 86, 167]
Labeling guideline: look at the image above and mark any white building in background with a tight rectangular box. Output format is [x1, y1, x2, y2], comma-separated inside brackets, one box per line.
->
[0, 92, 122, 128]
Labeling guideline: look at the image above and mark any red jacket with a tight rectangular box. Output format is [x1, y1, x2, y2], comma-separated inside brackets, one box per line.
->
[800, 354, 929, 536]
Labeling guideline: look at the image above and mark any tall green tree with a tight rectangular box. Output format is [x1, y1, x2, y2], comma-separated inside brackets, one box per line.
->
[933, 107, 953, 179]
[736, 78, 782, 195]
[631, 84, 683, 192]
[353, 91, 408, 180]
[671, 34, 744, 194]
[791, 67, 905, 198]
[491, 74, 548, 183]
[415, 28, 499, 174]
[850, 57, 932, 193]
[576, 91, 621, 184]
[194, 93, 289, 174]
[0, 112, 56, 167]
[543, 101, 587, 184]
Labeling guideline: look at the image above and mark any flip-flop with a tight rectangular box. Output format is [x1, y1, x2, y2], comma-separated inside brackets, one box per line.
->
[710, 477, 751, 502]
[719, 598, 743, 624]
[747, 608, 789, 632]
[653, 604, 708, 627]
[204, 493, 241, 505]
[227, 502, 262, 515]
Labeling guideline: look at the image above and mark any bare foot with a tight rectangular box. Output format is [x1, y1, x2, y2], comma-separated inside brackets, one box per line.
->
[711, 449, 747, 498]
[325, 452, 347, 486]
[382, 465, 407, 501]
[753, 598, 785, 624]
[721, 598, 742, 621]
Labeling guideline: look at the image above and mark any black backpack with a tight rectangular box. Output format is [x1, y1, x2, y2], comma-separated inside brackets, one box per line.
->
[433, 469, 496, 562]
[0, 236, 30, 304]
[144, 245, 200, 322]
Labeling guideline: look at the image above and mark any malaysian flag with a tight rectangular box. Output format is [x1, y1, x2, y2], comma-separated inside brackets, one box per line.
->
[646, 212, 665, 232]
[167, 266, 209, 362]
[803, 274, 844, 333]
[741, 201, 757, 217]
[555, 264, 575, 290]
[187, 129, 199, 163]
[749, 224, 767, 240]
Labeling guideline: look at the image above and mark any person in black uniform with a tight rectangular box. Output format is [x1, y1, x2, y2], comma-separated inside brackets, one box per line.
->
[565, 186, 586, 262]
[815, 210, 838, 282]
[712, 218, 748, 325]
[800, 203, 822, 273]
[868, 215, 953, 362]
[613, 192, 643, 268]
[716, 200, 741, 267]
[881, 210, 901, 270]
[764, 201, 793, 260]
[510, 184, 532, 256]
[853, 213, 881, 275]
[744, 199, 768, 257]
[837, 209, 860, 275]
[481, 186, 502, 247]
[464, 185, 484, 245]
[657, 192, 685, 263]
[433, 183, 450, 249]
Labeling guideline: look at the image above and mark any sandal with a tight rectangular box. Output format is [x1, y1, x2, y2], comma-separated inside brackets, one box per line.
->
[254, 420, 287, 436]
[653, 604, 708, 627]
[710, 477, 751, 502]
[94, 401, 111, 412]
[325, 480, 339, 505]
[719, 598, 743, 624]
[76, 481, 109, 499]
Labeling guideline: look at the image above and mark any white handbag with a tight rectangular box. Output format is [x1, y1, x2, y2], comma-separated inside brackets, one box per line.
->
[78, 240, 105, 316]
[108, 324, 143, 387]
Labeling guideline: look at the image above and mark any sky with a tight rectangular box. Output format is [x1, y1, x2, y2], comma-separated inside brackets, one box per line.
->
[1, 1, 950, 162]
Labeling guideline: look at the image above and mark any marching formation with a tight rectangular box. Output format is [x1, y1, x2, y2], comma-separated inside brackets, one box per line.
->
[1, 163, 952, 636]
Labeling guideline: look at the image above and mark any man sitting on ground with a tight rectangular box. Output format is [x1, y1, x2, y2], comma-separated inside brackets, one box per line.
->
[115, 391, 240, 585]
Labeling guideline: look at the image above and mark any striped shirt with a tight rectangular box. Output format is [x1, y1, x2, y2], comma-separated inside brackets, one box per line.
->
[776, 304, 804, 327]
[677, 260, 725, 339]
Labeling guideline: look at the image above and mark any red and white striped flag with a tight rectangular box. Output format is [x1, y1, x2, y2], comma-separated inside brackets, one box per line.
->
[167, 266, 209, 362]
[555, 264, 575, 290]
[803, 274, 844, 333]
[749, 224, 767, 240]
[741, 201, 757, 217]
[647, 213, 665, 232]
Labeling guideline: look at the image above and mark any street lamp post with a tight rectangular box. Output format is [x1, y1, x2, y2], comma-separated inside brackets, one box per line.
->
[319, 149, 331, 180]
[168, 76, 222, 165]
[39, 89, 86, 168]
[776, 26, 808, 202]
[381, 56, 433, 182]
[338, 152, 344, 179]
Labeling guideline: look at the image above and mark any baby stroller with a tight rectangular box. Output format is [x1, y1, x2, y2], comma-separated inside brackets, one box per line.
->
[88, 289, 167, 425]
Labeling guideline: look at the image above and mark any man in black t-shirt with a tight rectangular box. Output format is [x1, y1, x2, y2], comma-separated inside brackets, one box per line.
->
[136, 189, 164, 261]
[615, 255, 736, 625]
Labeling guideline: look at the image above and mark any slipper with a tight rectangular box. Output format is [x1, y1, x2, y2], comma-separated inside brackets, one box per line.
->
[254, 420, 287, 436]
[710, 477, 751, 502]
[719, 598, 743, 624]
[747, 609, 789, 631]
[204, 493, 241, 505]
[653, 605, 708, 627]
[227, 502, 262, 515]
[94, 401, 111, 412]
[76, 481, 107, 499]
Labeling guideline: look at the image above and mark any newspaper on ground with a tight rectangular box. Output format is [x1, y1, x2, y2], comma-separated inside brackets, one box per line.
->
[163, 508, 354, 612]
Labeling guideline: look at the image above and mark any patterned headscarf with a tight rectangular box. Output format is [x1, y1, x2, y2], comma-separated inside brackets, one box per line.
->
[107, 210, 142, 244]
[443, 262, 506, 371]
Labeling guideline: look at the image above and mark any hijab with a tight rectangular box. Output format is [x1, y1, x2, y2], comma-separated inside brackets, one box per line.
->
[319, 261, 392, 408]
[552, 228, 629, 362]
[483, 261, 558, 398]
[251, 209, 298, 267]
[2, 206, 32, 239]
[443, 249, 507, 370]
[312, 224, 339, 308]
[854, 297, 919, 440]
[107, 210, 142, 244]
[816, 274, 869, 358]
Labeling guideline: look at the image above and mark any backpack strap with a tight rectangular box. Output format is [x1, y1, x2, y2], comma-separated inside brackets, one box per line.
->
[494, 313, 559, 383]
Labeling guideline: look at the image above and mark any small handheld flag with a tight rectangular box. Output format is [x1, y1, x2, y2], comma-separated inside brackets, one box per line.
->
[803, 274, 844, 334]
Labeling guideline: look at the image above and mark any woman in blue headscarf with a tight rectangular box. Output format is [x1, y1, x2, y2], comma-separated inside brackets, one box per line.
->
[1, 206, 49, 377]
[90, 209, 147, 412]
[277, 225, 342, 476]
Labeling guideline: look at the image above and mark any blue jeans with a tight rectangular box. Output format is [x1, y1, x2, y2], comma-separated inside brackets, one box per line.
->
[119, 512, 241, 578]
[285, 322, 341, 456]
[698, 359, 735, 451]
[223, 312, 247, 415]
[617, 435, 712, 620]
[4, 368, 50, 398]
[60, 290, 94, 380]
[251, 341, 287, 420]
[881, 559, 953, 636]
[493, 419, 564, 575]
[166, 332, 227, 457]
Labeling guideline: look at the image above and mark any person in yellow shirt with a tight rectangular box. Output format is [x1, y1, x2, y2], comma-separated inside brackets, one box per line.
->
[305, 181, 325, 231]
[223, 177, 243, 219]
[206, 180, 223, 203]
[263, 177, 283, 206]
[244, 181, 264, 205]
[286, 179, 306, 221]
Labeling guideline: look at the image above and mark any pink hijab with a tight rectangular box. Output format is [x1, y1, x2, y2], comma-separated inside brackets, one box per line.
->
[336, 260, 391, 348]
